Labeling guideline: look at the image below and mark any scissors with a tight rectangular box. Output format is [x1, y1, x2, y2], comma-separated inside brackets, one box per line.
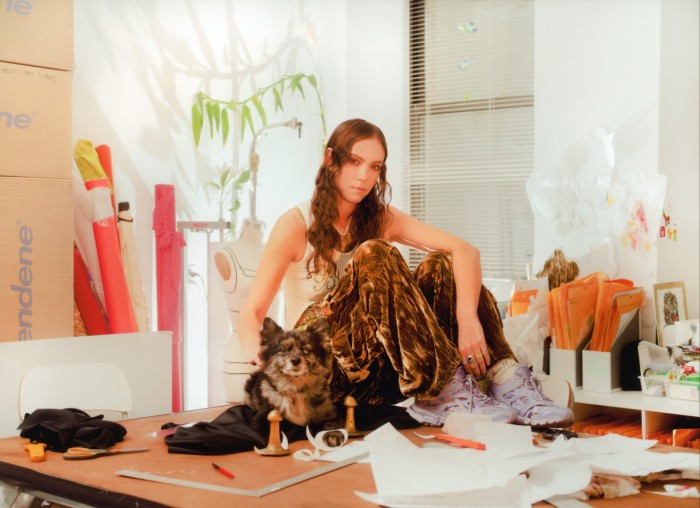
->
[63, 447, 151, 460]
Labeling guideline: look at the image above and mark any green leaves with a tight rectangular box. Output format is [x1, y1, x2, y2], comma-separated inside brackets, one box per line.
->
[240, 104, 254, 142]
[192, 103, 203, 148]
[206, 165, 251, 226]
[191, 72, 325, 148]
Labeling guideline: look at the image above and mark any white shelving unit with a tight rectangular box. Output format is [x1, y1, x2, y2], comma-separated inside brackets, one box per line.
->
[573, 388, 699, 438]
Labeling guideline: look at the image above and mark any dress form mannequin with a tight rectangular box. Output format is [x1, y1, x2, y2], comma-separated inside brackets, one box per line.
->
[213, 119, 299, 402]
[214, 218, 280, 403]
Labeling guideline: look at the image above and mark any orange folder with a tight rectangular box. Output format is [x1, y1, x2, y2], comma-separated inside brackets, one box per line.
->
[549, 272, 607, 350]
[511, 289, 538, 317]
[589, 278, 635, 351]
[600, 290, 643, 352]
[567, 281, 598, 348]
[551, 287, 565, 349]
[547, 292, 558, 347]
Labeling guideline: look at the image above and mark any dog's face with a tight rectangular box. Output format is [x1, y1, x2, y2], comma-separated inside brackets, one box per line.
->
[259, 317, 331, 379]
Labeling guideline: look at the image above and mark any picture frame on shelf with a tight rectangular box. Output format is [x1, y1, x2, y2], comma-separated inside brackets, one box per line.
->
[653, 281, 688, 346]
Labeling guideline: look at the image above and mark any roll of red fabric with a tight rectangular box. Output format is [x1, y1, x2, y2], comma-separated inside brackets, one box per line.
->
[73, 246, 109, 335]
[85, 177, 137, 334]
[153, 184, 187, 412]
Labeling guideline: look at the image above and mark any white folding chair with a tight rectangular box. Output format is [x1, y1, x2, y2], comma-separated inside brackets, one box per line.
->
[18, 363, 133, 421]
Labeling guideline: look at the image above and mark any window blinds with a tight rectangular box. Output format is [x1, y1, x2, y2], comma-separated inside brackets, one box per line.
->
[407, 0, 534, 280]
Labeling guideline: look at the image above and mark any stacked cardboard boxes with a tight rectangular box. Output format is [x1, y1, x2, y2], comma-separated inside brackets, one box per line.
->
[0, 0, 74, 341]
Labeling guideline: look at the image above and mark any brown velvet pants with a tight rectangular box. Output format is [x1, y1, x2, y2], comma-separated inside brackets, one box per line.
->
[295, 240, 516, 405]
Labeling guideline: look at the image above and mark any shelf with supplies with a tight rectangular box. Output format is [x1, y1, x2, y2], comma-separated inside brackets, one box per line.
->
[573, 388, 700, 439]
[547, 307, 699, 438]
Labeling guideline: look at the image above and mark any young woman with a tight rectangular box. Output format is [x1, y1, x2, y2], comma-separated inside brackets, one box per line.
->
[237, 118, 573, 427]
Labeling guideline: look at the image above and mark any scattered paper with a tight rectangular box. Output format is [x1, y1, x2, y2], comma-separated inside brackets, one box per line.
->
[355, 473, 531, 508]
[526, 458, 592, 504]
[585, 450, 700, 477]
[571, 433, 657, 456]
[355, 423, 700, 505]
[292, 427, 349, 462]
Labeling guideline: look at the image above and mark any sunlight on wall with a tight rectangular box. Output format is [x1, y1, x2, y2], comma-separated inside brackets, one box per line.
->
[73, 0, 405, 409]
[74, 0, 343, 408]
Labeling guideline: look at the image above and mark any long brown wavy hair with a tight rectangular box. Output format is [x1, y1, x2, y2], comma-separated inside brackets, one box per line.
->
[307, 118, 392, 276]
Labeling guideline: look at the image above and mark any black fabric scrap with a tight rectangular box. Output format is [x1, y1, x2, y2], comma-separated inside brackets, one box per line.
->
[164, 403, 419, 455]
[17, 408, 127, 452]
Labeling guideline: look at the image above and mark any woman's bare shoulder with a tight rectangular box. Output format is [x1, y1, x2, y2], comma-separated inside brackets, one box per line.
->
[268, 207, 308, 262]
[274, 207, 307, 232]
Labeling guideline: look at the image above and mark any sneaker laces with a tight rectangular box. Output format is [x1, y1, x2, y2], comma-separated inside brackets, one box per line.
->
[503, 370, 554, 416]
[459, 375, 503, 411]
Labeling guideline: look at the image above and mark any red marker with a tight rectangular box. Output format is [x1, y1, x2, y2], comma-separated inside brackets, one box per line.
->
[212, 462, 235, 479]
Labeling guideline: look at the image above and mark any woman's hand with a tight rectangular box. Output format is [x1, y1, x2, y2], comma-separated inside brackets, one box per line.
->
[242, 338, 263, 367]
[457, 315, 490, 377]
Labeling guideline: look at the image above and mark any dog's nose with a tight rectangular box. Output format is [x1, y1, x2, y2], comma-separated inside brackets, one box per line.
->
[291, 357, 301, 366]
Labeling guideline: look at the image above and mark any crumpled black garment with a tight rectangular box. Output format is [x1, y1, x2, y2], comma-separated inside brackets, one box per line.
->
[17, 408, 127, 453]
[164, 403, 419, 455]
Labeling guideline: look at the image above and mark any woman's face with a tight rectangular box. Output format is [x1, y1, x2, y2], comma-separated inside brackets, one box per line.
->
[333, 136, 385, 207]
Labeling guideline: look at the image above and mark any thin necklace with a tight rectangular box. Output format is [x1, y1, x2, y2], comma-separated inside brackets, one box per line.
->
[334, 217, 351, 237]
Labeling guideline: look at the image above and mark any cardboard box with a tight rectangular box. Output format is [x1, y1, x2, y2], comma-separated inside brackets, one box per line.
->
[0, 176, 73, 341]
[0, 62, 72, 179]
[0, 0, 74, 71]
[582, 311, 640, 393]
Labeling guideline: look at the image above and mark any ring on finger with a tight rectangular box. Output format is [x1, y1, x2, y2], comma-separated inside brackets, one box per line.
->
[475, 353, 482, 360]
[464, 355, 475, 364]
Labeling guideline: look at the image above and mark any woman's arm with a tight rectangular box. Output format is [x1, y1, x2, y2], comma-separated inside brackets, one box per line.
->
[237, 209, 307, 365]
[383, 206, 490, 376]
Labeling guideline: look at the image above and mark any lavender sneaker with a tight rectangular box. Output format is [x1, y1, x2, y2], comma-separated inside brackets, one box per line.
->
[407, 369, 517, 426]
[487, 366, 574, 427]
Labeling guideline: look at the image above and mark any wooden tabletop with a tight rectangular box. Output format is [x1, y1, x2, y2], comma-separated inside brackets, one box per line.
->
[0, 406, 697, 508]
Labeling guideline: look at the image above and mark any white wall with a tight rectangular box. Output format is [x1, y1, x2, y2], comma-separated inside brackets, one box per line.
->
[345, 0, 408, 206]
[657, 0, 700, 321]
[72, 0, 406, 408]
[533, 0, 699, 340]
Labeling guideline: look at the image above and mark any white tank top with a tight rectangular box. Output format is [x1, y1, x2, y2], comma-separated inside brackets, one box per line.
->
[282, 201, 358, 328]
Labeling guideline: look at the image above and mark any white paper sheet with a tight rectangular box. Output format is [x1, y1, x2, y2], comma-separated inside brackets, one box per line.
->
[366, 424, 575, 498]
[586, 450, 700, 476]
[355, 423, 699, 505]
[355, 474, 531, 508]
[473, 422, 539, 458]
[526, 457, 592, 504]
[571, 433, 657, 455]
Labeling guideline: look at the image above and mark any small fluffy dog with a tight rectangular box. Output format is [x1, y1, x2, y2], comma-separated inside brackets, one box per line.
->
[244, 317, 343, 445]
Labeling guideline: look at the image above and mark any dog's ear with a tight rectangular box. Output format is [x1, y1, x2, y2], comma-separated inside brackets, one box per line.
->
[260, 317, 283, 339]
[306, 317, 330, 337]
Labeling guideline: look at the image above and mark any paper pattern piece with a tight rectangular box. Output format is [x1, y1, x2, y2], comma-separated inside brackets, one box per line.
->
[355, 423, 700, 506]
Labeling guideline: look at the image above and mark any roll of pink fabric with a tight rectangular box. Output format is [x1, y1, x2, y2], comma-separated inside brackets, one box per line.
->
[153, 184, 186, 412]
